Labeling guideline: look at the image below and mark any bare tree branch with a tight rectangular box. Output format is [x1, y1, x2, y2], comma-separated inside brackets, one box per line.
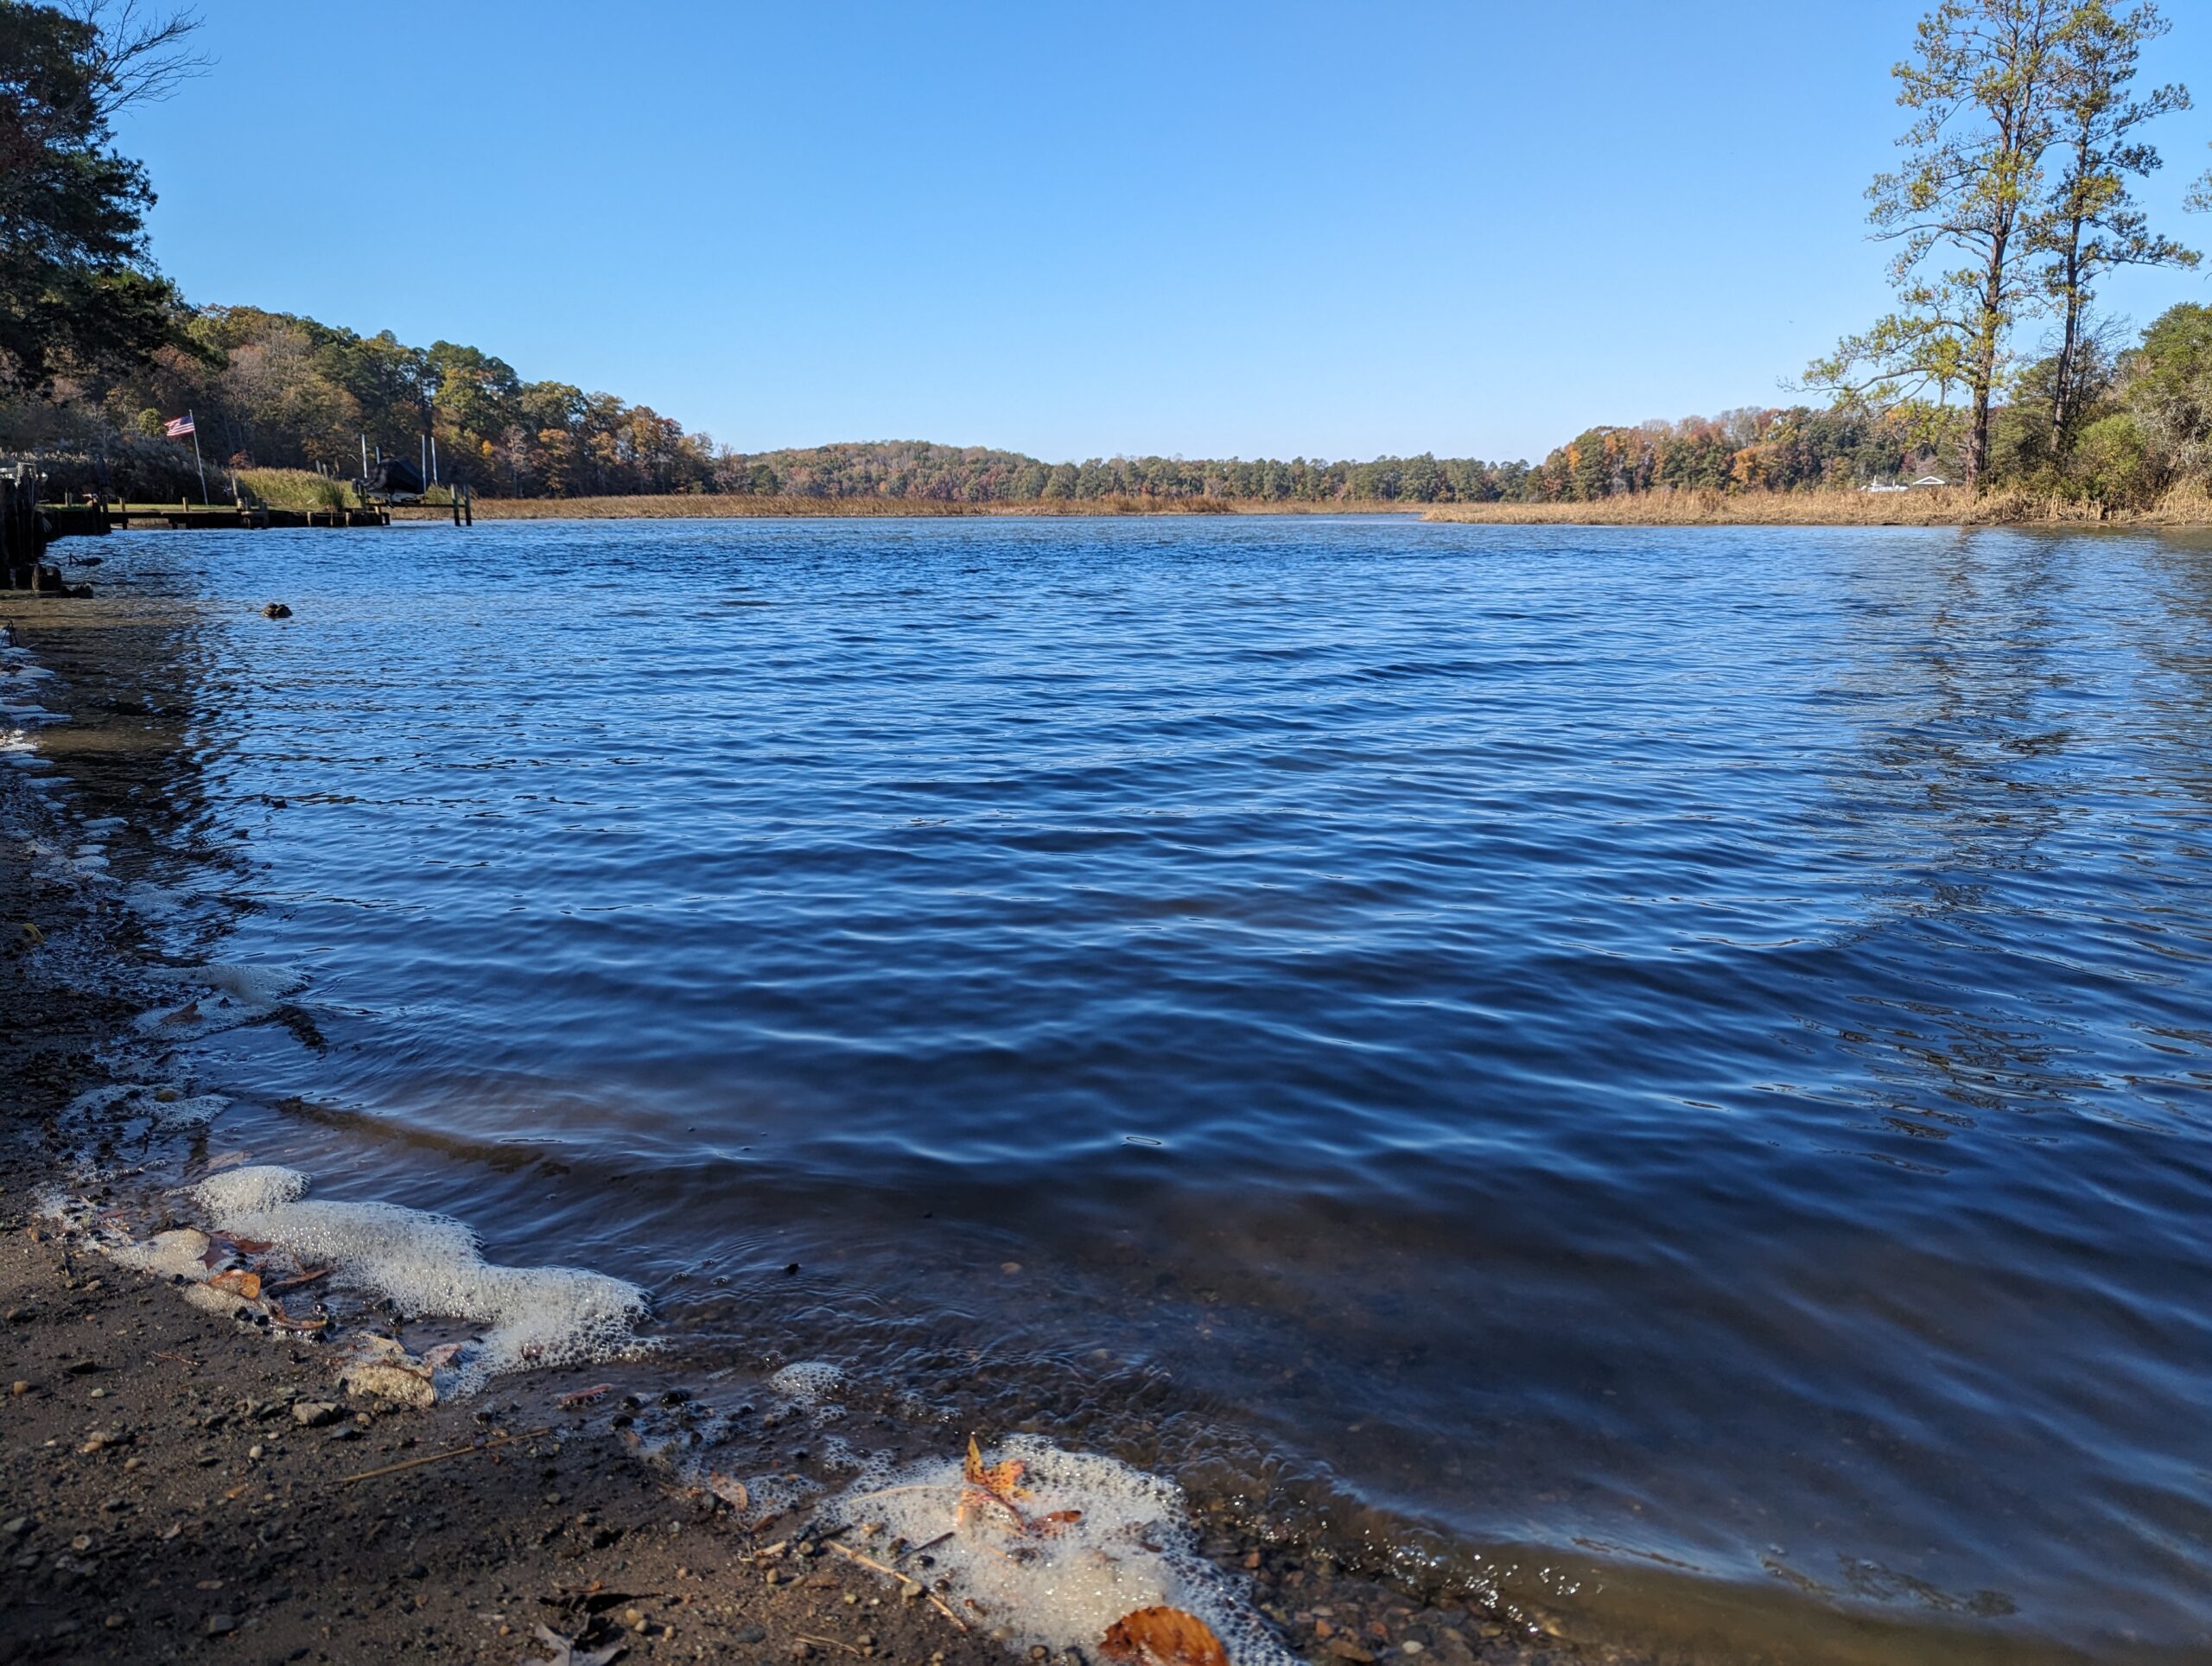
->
[60, 0, 213, 123]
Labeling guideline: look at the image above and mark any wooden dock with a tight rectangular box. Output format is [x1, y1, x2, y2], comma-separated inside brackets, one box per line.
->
[105, 505, 392, 530]
[5, 468, 474, 592]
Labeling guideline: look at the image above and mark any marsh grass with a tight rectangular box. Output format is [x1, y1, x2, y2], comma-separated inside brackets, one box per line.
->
[385, 484, 2212, 526]
[1421, 486, 2212, 527]
[234, 467, 353, 512]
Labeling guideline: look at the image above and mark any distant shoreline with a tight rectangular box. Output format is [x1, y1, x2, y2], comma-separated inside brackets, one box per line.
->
[385, 486, 2212, 527]
[396, 494, 1419, 520]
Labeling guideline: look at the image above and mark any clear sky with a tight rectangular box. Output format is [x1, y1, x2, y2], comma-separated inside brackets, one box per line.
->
[116, 1, 2212, 463]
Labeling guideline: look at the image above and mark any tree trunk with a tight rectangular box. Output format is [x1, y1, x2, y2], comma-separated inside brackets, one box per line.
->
[2051, 207, 2087, 451]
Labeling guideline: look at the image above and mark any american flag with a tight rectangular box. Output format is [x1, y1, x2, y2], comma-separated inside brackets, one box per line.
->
[164, 414, 194, 437]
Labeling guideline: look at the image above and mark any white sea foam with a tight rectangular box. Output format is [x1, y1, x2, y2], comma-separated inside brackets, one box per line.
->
[830, 1436, 1294, 1666]
[770, 1360, 847, 1408]
[189, 1165, 646, 1395]
[135, 963, 308, 1034]
[181, 963, 308, 1005]
[66, 1081, 232, 1129]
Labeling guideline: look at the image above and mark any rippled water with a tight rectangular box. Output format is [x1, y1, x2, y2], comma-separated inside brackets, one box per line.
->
[23, 518, 2212, 1659]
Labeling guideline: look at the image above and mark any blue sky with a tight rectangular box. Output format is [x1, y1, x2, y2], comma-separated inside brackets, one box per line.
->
[118, 1, 2211, 462]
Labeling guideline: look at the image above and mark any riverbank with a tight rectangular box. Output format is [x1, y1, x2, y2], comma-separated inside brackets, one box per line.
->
[0, 609, 1609, 1666]
[1419, 484, 2212, 526]
[371, 483, 2212, 526]
[402, 496, 1421, 521]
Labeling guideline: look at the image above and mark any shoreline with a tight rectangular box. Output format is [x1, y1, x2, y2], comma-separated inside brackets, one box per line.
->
[0, 619, 1591, 1665]
[364, 485, 2212, 528]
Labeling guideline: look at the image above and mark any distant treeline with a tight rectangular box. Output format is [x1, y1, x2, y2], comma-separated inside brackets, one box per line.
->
[4, 298, 2209, 510]
[0, 302, 1948, 503]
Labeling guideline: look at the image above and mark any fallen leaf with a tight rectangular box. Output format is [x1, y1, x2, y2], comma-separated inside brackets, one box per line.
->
[953, 1434, 1080, 1536]
[959, 1434, 1034, 1531]
[705, 1472, 749, 1511]
[559, 1383, 613, 1408]
[200, 1232, 274, 1271]
[206, 1268, 262, 1300]
[17, 922, 43, 946]
[1101, 1607, 1230, 1666]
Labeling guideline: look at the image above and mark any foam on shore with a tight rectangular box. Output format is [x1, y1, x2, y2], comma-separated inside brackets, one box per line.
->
[191, 1164, 648, 1396]
[135, 963, 308, 1035]
[829, 1435, 1295, 1666]
[67, 1081, 231, 1129]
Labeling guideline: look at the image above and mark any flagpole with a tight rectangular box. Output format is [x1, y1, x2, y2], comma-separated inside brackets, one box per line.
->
[189, 409, 208, 505]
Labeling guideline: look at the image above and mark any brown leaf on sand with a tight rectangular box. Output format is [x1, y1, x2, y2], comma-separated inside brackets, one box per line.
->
[1101, 1607, 1230, 1666]
[207, 1268, 262, 1300]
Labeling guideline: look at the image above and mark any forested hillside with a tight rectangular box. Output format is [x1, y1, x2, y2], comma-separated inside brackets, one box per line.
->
[8, 296, 2212, 509]
[0, 300, 1956, 505]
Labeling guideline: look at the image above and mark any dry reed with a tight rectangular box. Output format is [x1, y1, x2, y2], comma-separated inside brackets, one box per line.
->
[1421, 486, 2212, 528]
[389, 484, 2212, 527]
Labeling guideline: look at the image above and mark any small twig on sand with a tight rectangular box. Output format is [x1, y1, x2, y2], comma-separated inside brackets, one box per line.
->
[899, 1530, 955, 1561]
[824, 1540, 969, 1632]
[340, 1427, 552, 1486]
[152, 1350, 199, 1369]
[836, 1482, 960, 1507]
[795, 1635, 867, 1657]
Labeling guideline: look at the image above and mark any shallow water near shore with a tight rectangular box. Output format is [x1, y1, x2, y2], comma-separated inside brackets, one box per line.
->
[13, 517, 2212, 1660]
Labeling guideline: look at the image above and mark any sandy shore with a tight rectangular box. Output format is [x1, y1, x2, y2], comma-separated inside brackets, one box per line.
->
[0, 608, 1600, 1666]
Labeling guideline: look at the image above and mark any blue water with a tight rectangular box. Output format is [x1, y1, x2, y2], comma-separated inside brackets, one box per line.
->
[48, 517, 2212, 1658]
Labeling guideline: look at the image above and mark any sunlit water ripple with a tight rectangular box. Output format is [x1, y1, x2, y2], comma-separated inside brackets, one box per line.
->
[35, 517, 2212, 1659]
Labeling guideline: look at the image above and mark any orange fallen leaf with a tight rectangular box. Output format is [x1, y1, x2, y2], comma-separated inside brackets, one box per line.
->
[959, 1434, 1033, 1531]
[964, 1433, 1027, 1498]
[207, 1268, 262, 1300]
[1102, 1606, 1230, 1666]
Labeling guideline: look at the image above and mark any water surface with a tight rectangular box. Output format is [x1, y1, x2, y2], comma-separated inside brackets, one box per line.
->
[29, 517, 2212, 1660]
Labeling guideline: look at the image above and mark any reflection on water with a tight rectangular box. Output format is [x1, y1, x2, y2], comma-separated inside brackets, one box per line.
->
[20, 519, 2212, 1662]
